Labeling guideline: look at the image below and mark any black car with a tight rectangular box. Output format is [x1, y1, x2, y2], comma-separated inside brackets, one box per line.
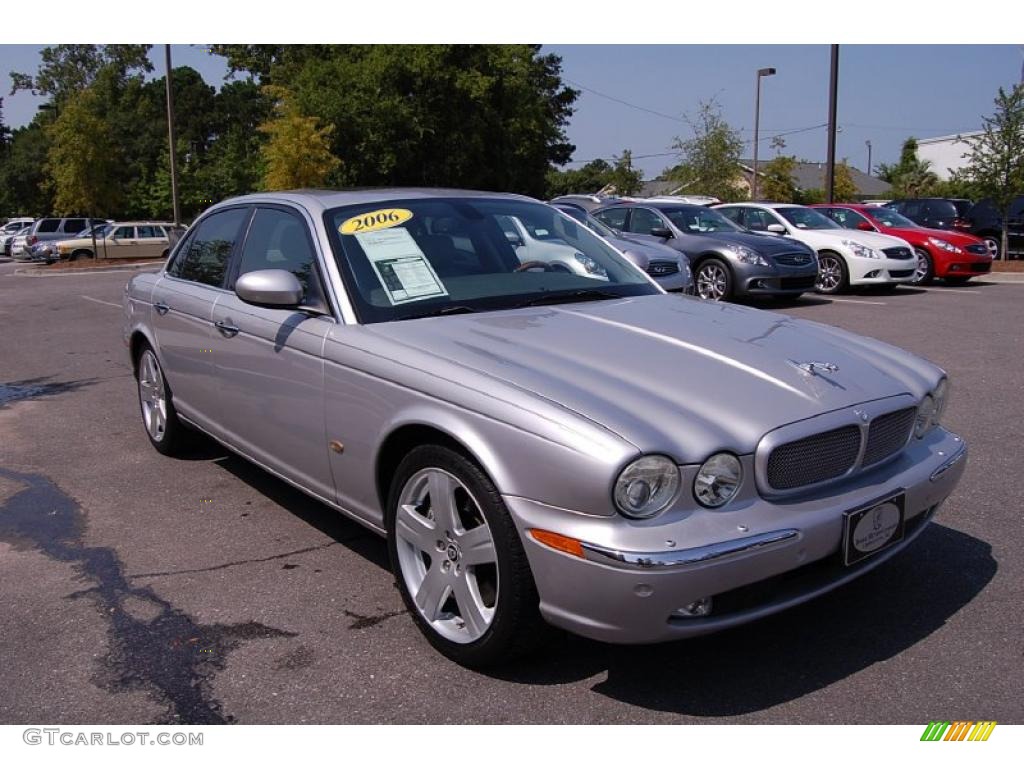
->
[884, 198, 973, 232]
[962, 196, 1024, 260]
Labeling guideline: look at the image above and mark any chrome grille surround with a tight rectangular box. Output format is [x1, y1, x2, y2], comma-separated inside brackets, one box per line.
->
[755, 394, 919, 497]
[882, 246, 914, 260]
[647, 260, 680, 276]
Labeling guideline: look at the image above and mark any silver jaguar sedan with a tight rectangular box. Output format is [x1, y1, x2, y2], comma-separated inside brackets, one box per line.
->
[123, 189, 967, 668]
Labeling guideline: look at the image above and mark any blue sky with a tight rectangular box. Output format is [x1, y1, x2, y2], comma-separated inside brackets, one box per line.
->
[2, 44, 1021, 179]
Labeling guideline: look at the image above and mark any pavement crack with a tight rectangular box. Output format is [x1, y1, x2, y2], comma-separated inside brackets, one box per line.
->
[127, 540, 349, 580]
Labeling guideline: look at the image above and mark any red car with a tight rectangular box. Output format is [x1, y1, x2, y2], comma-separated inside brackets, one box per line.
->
[812, 203, 993, 285]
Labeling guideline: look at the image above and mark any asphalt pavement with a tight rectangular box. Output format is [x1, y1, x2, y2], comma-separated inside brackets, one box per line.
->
[1, 260, 1021, 724]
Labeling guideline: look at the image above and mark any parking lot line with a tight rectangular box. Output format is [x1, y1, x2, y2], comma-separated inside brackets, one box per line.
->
[80, 295, 121, 309]
[827, 298, 888, 305]
[921, 287, 982, 294]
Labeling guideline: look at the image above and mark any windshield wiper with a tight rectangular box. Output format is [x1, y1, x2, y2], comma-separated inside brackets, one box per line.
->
[513, 289, 623, 309]
[400, 304, 479, 321]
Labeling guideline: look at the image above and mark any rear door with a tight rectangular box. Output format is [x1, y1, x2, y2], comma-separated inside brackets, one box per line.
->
[135, 225, 167, 258]
[150, 207, 251, 430]
[210, 205, 336, 500]
[108, 225, 138, 258]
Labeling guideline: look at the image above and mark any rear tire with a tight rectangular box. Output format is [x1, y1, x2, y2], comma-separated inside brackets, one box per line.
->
[815, 252, 849, 294]
[911, 248, 934, 285]
[135, 345, 189, 457]
[71, 249, 94, 261]
[386, 444, 551, 668]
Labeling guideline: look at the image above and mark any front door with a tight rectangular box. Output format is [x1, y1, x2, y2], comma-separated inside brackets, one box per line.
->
[210, 206, 335, 501]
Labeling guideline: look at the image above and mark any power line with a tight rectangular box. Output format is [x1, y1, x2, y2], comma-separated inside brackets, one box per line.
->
[565, 78, 686, 124]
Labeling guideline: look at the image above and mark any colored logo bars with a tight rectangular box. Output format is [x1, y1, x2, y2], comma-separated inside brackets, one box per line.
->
[920, 721, 997, 741]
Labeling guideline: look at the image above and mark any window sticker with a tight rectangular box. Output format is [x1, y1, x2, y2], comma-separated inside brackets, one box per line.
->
[340, 208, 413, 235]
[355, 227, 448, 305]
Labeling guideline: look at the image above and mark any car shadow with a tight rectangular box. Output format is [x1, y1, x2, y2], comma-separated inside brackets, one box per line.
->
[210, 450, 390, 572]
[486, 523, 995, 717]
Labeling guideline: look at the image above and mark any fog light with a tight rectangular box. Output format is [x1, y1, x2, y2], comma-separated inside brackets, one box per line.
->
[865, 270, 880, 278]
[672, 597, 713, 618]
[950, 264, 961, 271]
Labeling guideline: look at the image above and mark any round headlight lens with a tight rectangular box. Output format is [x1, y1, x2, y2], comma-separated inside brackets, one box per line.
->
[694, 453, 743, 508]
[613, 455, 680, 518]
[915, 394, 936, 438]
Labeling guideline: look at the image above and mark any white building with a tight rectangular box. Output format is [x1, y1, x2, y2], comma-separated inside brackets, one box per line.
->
[917, 131, 982, 180]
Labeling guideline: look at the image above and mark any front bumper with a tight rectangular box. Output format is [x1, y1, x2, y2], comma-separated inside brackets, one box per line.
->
[510, 427, 966, 644]
[847, 255, 916, 284]
[734, 262, 819, 296]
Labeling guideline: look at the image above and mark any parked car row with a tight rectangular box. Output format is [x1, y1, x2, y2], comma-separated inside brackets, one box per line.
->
[124, 188, 967, 667]
[884, 196, 1024, 260]
[2, 216, 176, 263]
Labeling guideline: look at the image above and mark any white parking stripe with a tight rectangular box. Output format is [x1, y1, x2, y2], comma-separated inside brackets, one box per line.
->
[827, 298, 888, 305]
[921, 288, 981, 294]
[80, 295, 121, 308]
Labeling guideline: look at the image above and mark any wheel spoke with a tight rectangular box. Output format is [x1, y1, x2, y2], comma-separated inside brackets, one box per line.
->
[414, 564, 448, 621]
[427, 471, 458, 532]
[452, 578, 489, 637]
[395, 503, 436, 553]
[459, 524, 496, 566]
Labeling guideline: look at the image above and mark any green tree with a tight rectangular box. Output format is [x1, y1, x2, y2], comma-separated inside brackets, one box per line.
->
[606, 150, 643, 195]
[546, 159, 613, 197]
[45, 88, 120, 217]
[10, 45, 151, 105]
[759, 155, 798, 202]
[668, 100, 745, 202]
[833, 160, 859, 202]
[259, 86, 340, 190]
[0, 121, 52, 215]
[877, 137, 938, 198]
[959, 85, 1024, 260]
[217, 44, 578, 196]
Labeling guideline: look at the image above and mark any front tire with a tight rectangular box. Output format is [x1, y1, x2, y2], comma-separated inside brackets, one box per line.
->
[911, 248, 934, 285]
[71, 249, 94, 261]
[981, 235, 1000, 260]
[695, 258, 733, 301]
[386, 445, 549, 668]
[136, 346, 189, 456]
[815, 252, 849, 294]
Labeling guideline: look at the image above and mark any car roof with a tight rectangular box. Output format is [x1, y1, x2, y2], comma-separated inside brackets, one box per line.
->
[211, 188, 537, 215]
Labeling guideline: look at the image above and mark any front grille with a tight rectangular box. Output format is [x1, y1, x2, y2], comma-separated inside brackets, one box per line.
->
[774, 252, 814, 266]
[780, 275, 817, 290]
[890, 269, 914, 278]
[646, 260, 679, 276]
[766, 425, 861, 490]
[966, 244, 988, 255]
[863, 407, 916, 466]
[883, 246, 914, 260]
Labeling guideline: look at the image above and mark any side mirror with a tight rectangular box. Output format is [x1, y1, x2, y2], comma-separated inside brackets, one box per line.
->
[235, 269, 304, 308]
[649, 227, 673, 239]
[505, 231, 524, 248]
[856, 221, 874, 231]
[766, 223, 787, 234]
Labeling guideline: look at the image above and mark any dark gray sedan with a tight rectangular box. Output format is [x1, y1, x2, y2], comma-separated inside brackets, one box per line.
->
[124, 188, 965, 668]
[594, 201, 819, 301]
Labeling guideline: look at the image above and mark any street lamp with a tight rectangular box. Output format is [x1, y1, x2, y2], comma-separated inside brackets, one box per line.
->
[865, 139, 873, 176]
[751, 67, 777, 200]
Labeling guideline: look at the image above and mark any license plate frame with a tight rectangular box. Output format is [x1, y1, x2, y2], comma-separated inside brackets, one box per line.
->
[842, 491, 906, 566]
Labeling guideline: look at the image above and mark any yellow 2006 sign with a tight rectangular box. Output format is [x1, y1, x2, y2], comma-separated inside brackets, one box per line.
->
[340, 208, 413, 235]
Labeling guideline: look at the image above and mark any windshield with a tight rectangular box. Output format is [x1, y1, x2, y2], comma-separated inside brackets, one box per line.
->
[75, 224, 113, 238]
[865, 208, 917, 229]
[325, 198, 658, 324]
[660, 205, 741, 233]
[777, 207, 841, 230]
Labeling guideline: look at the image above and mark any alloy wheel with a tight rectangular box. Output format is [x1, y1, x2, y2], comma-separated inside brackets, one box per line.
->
[817, 255, 842, 292]
[984, 237, 1000, 260]
[394, 468, 499, 644]
[911, 249, 931, 284]
[696, 263, 727, 300]
[138, 350, 167, 442]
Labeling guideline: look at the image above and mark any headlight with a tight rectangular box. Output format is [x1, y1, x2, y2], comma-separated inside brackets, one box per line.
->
[613, 455, 680, 518]
[928, 237, 963, 254]
[915, 377, 950, 439]
[693, 453, 743, 508]
[574, 252, 608, 277]
[842, 239, 881, 259]
[726, 244, 768, 266]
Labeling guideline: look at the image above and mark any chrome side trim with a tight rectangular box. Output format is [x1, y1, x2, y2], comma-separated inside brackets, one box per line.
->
[581, 528, 800, 571]
[930, 438, 966, 482]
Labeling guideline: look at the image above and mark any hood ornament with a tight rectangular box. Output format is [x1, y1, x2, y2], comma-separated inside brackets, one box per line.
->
[789, 360, 840, 377]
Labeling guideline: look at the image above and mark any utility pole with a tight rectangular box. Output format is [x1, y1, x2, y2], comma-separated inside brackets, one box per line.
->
[751, 67, 776, 200]
[825, 45, 839, 203]
[164, 45, 181, 228]
[865, 140, 872, 176]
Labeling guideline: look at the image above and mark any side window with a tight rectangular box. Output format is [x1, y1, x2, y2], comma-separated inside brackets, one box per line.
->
[902, 201, 921, 219]
[627, 208, 663, 235]
[176, 208, 249, 288]
[236, 208, 323, 304]
[594, 207, 628, 230]
[62, 218, 86, 233]
[137, 226, 159, 238]
[718, 207, 744, 226]
[744, 209, 772, 231]
[114, 226, 135, 239]
[37, 219, 60, 233]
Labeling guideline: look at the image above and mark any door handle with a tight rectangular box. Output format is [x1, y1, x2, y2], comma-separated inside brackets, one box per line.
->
[154, 302, 170, 315]
[215, 320, 239, 338]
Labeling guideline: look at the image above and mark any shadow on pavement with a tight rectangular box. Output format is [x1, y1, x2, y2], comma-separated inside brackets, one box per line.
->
[487, 523, 995, 717]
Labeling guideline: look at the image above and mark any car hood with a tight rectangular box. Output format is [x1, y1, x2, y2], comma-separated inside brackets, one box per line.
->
[885, 225, 984, 247]
[609, 234, 682, 263]
[678, 229, 812, 256]
[364, 295, 939, 461]
[790, 228, 909, 250]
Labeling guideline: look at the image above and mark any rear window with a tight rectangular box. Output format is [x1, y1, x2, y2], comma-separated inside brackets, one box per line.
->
[36, 219, 60, 233]
[62, 218, 87, 233]
[926, 200, 958, 219]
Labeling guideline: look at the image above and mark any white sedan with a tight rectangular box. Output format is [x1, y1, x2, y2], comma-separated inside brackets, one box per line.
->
[715, 203, 917, 294]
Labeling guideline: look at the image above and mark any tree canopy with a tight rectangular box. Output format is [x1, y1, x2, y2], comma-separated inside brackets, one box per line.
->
[667, 100, 746, 202]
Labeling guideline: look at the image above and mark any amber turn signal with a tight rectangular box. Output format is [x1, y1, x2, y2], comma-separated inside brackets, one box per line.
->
[529, 529, 584, 558]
